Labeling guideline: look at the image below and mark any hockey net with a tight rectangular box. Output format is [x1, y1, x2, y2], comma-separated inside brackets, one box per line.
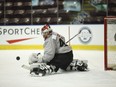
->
[104, 17, 116, 70]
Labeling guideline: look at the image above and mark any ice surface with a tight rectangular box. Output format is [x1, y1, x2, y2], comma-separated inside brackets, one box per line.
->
[0, 50, 116, 87]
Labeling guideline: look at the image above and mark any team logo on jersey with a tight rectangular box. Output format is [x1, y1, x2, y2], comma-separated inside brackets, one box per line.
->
[78, 27, 92, 44]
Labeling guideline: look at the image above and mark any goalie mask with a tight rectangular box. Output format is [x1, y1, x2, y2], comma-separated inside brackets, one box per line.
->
[41, 24, 52, 39]
[41, 24, 52, 34]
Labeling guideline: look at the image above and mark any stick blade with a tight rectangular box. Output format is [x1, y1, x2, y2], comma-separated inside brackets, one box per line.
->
[22, 64, 30, 70]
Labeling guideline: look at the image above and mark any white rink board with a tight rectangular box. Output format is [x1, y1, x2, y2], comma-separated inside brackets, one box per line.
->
[0, 25, 104, 45]
[69, 25, 104, 45]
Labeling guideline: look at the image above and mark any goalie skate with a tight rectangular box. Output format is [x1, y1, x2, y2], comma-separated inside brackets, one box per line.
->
[68, 59, 88, 71]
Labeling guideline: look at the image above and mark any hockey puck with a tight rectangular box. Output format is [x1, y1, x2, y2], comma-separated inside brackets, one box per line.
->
[16, 56, 20, 60]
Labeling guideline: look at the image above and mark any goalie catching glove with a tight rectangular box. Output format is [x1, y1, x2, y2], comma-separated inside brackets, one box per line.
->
[28, 53, 43, 65]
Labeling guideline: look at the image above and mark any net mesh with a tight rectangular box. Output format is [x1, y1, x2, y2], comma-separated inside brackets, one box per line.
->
[107, 18, 116, 70]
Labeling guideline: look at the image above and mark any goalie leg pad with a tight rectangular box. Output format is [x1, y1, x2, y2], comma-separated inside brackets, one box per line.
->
[30, 63, 56, 76]
[77, 62, 88, 71]
[68, 59, 88, 71]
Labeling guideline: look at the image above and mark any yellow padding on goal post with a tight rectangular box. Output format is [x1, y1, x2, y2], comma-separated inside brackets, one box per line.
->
[0, 45, 104, 50]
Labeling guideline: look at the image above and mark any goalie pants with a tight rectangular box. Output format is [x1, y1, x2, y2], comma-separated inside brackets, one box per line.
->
[47, 51, 73, 71]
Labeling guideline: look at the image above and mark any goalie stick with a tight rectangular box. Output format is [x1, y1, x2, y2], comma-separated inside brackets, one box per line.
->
[66, 33, 79, 43]
[22, 64, 30, 70]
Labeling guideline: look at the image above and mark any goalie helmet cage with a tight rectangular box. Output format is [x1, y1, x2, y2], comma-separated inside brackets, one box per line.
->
[104, 16, 116, 70]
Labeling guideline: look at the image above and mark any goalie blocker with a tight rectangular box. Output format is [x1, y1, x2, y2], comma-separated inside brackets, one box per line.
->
[28, 59, 88, 77]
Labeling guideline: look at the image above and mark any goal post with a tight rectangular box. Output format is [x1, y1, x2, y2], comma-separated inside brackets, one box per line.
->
[104, 16, 116, 70]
